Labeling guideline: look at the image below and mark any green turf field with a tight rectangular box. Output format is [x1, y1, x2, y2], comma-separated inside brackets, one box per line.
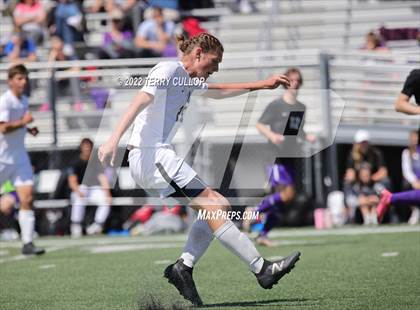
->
[1, 225, 419, 310]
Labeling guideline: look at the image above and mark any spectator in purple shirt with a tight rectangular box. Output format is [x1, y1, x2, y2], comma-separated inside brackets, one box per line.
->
[98, 10, 135, 59]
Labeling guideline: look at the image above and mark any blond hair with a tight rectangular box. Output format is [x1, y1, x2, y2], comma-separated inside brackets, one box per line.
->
[176, 33, 224, 57]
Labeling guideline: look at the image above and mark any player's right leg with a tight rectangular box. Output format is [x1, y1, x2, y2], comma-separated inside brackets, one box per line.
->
[15, 184, 45, 255]
[11, 158, 45, 255]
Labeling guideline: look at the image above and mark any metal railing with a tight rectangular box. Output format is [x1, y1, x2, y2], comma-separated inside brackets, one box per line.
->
[0, 49, 418, 149]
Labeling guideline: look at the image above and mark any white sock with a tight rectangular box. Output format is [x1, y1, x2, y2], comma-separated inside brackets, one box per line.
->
[18, 210, 35, 244]
[214, 220, 264, 273]
[94, 205, 110, 225]
[180, 219, 214, 268]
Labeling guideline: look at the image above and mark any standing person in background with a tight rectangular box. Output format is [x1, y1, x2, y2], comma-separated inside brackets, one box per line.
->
[0, 64, 44, 255]
[68, 138, 112, 237]
[401, 131, 420, 224]
[253, 68, 315, 244]
[377, 69, 420, 222]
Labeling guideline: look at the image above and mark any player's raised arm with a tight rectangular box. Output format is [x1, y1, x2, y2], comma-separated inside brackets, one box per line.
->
[204, 75, 290, 99]
[98, 91, 153, 166]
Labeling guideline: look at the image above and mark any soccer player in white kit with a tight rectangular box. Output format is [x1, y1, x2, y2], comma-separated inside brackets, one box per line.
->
[0, 64, 44, 255]
[98, 33, 300, 306]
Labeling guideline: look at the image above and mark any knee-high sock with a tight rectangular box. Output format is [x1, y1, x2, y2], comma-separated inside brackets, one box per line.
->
[180, 219, 214, 268]
[260, 211, 279, 237]
[391, 190, 420, 206]
[214, 220, 264, 273]
[257, 192, 283, 213]
[18, 210, 35, 244]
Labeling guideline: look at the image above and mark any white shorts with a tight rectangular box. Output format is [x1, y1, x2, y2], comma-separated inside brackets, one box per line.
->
[128, 145, 197, 198]
[0, 155, 34, 187]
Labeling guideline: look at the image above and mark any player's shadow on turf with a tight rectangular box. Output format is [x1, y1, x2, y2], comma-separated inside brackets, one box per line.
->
[200, 298, 311, 308]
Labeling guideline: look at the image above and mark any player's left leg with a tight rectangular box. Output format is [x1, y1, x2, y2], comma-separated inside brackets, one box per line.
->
[15, 185, 45, 255]
[163, 175, 214, 306]
[377, 189, 420, 222]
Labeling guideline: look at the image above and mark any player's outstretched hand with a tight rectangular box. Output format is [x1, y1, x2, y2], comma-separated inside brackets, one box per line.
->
[264, 75, 290, 89]
[98, 141, 117, 167]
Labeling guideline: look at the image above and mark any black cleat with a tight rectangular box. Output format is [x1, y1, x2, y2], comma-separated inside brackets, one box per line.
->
[255, 251, 301, 289]
[163, 259, 203, 307]
[22, 242, 45, 256]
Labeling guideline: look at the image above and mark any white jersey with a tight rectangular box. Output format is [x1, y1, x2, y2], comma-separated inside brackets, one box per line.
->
[127, 61, 208, 197]
[0, 89, 29, 165]
[127, 61, 208, 148]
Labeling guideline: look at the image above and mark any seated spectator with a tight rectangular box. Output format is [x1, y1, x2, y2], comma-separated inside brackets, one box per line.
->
[348, 163, 383, 225]
[401, 130, 420, 224]
[4, 28, 37, 63]
[103, 0, 140, 32]
[13, 0, 46, 44]
[344, 130, 390, 188]
[68, 138, 112, 237]
[52, 0, 85, 55]
[98, 10, 135, 59]
[343, 130, 391, 221]
[135, 6, 176, 57]
[40, 36, 83, 111]
[363, 31, 389, 52]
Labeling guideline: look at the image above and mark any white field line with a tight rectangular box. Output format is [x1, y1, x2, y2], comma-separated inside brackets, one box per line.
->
[154, 259, 172, 265]
[88, 243, 184, 254]
[0, 235, 188, 249]
[381, 252, 399, 257]
[39, 264, 56, 269]
[268, 225, 420, 239]
[0, 246, 68, 264]
[1, 225, 418, 251]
